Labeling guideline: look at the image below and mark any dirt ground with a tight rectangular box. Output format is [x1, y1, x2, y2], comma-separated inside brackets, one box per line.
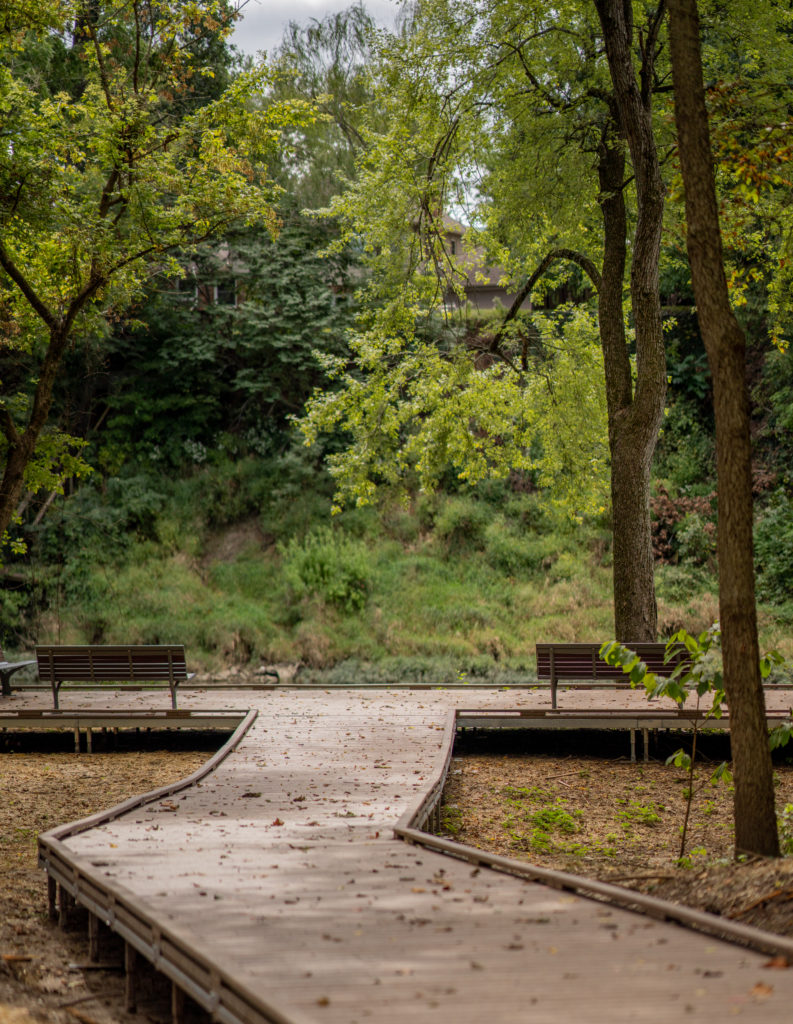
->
[441, 743, 793, 938]
[0, 749, 207, 1024]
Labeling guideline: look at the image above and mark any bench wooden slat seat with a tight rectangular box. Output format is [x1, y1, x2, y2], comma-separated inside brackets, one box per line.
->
[0, 644, 36, 697]
[35, 645, 194, 710]
[536, 642, 690, 709]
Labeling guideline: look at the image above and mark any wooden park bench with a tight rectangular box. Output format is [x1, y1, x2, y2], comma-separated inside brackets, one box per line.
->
[536, 642, 690, 709]
[35, 645, 194, 710]
[0, 644, 36, 697]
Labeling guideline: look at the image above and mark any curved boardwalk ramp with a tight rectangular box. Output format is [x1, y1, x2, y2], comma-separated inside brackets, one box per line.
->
[27, 687, 793, 1023]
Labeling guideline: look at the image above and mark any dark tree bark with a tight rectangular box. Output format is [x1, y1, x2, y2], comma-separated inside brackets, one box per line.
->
[0, 324, 73, 539]
[593, 0, 668, 642]
[667, 0, 779, 855]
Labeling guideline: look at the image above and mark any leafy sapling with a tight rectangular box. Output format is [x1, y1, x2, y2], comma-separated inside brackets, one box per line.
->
[600, 626, 728, 860]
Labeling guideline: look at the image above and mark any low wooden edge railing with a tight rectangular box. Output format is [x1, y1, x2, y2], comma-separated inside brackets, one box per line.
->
[37, 709, 305, 1024]
[393, 707, 793, 962]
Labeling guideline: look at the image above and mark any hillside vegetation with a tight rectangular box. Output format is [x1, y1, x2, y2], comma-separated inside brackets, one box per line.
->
[5, 446, 791, 681]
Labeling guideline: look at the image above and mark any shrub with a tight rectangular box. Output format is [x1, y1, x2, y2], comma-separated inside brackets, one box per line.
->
[279, 528, 371, 612]
[484, 518, 569, 576]
[676, 512, 716, 568]
[651, 486, 715, 564]
[755, 492, 793, 604]
[433, 496, 490, 552]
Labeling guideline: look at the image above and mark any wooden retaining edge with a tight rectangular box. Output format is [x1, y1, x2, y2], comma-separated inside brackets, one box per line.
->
[37, 709, 312, 1024]
[393, 707, 793, 962]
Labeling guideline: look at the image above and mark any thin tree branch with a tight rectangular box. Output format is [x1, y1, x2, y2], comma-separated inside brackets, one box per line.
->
[0, 240, 56, 329]
[0, 408, 20, 447]
[490, 248, 602, 353]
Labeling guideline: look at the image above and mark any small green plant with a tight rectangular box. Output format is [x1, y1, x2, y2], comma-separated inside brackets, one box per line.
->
[529, 804, 580, 834]
[440, 803, 463, 836]
[616, 800, 662, 829]
[677, 845, 708, 869]
[279, 527, 371, 613]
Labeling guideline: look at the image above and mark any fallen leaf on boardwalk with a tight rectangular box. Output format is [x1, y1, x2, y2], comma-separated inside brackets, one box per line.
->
[411, 887, 426, 894]
[240, 792, 261, 799]
[764, 956, 790, 969]
[316, 996, 330, 1006]
[271, 818, 284, 826]
[751, 982, 774, 1000]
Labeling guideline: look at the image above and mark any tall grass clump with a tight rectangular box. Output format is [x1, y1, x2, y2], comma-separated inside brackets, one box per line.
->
[279, 527, 372, 612]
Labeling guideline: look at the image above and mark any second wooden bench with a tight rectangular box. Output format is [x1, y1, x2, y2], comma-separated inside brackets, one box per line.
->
[35, 644, 194, 709]
[536, 642, 689, 709]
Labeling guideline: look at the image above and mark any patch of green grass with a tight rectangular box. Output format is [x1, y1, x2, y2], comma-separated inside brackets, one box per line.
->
[616, 800, 663, 831]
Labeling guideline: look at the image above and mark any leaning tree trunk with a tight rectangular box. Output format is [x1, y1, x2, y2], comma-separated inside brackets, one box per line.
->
[594, 0, 668, 642]
[667, 0, 779, 856]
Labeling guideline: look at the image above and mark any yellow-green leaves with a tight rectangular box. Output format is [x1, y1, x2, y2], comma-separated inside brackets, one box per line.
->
[302, 303, 608, 519]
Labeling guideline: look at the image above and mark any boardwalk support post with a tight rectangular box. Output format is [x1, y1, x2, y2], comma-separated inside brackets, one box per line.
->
[47, 875, 57, 921]
[172, 982, 185, 1024]
[125, 942, 137, 1013]
[88, 912, 100, 962]
[58, 884, 73, 928]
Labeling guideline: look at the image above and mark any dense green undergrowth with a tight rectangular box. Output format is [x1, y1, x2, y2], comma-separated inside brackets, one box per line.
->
[4, 450, 792, 678]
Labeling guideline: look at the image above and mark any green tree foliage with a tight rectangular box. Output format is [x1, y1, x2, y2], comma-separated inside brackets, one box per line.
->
[304, 304, 609, 516]
[0, 0, 315, 547]
[93, 204, 358, 469]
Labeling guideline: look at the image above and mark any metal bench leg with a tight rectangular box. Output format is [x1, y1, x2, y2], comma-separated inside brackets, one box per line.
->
[0, 670, 10, 698]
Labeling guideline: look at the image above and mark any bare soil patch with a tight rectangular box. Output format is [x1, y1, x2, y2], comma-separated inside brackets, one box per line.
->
[441, 749, 793, 938]
[0, 749, 207, 1024]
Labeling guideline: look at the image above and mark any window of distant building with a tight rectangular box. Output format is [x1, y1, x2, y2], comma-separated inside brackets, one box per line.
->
[214, 280, 237, 306]
[450, 239, 457, 255]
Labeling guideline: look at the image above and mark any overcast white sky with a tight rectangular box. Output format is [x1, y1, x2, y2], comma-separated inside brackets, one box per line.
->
[231, 0, 400, 57]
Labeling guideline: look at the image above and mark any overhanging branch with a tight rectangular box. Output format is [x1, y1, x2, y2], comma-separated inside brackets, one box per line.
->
[490, 247, 602, 354]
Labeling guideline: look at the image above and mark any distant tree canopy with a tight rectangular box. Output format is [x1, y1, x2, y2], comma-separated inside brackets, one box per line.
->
[0, 0, 315, 548]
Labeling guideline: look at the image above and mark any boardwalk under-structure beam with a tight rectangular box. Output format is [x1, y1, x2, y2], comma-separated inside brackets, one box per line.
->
[455, 706, 790, 761]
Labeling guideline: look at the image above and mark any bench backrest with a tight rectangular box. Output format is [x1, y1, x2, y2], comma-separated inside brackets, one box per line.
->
[536, 642, 689, 681]
[36, 645, 189, 683]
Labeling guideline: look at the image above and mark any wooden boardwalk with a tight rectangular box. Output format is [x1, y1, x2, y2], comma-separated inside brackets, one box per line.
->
[13, 685, 793, 1022]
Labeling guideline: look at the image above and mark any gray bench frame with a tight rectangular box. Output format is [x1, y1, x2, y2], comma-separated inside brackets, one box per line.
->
[0, 644, 36, 697]
[536, 642, 689, 709]
[35, 645, 194, 710]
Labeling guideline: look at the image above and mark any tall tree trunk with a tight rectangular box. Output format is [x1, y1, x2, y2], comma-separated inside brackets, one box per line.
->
[594, 0, 668, 641]
[0, 325, 71, 541]
[667, 0, 778, 856]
